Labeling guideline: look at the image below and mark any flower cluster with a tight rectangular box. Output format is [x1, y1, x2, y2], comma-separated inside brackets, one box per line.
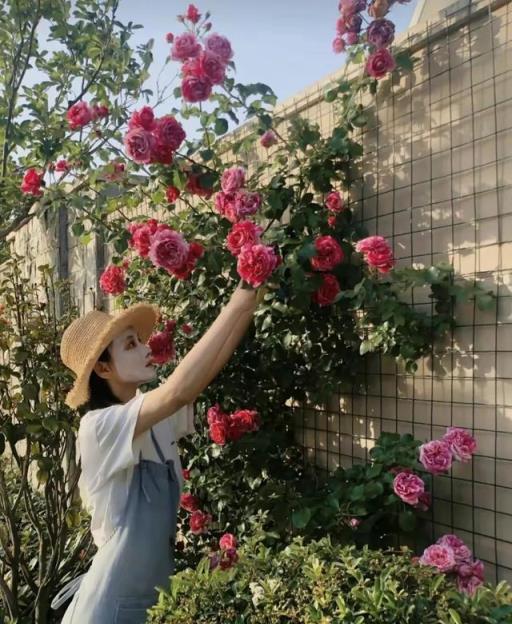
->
[419, 427, 477, 475]
[419, 534, 484, 596]
[355, 235, 395, 273]
[169, 4, 233, 103]
[207, 403, 261, 445]
[306, 235, 344, 307]
[216, 166, 281, 287]
[123, 105, 186, 165]
[66, 101, 109, 130]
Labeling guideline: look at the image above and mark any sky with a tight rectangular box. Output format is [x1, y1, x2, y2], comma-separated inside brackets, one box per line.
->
[115, 0, 420, 108]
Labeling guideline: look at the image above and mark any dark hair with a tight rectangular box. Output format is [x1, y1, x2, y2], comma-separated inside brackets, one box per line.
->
[81, 344, 121, 412]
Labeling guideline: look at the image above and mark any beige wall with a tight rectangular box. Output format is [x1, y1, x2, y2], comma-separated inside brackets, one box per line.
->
[5, 0, 512, 584]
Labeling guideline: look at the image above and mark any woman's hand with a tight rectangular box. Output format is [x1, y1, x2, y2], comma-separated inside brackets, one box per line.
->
[229, 279, 258, 312]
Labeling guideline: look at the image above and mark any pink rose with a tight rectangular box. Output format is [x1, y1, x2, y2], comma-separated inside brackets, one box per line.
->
[231, 191, 261, 222]
[393, 471, 425, 506]
[171, 241, 204, 281]
[204, 33, 233, 63]
[237, 243, 282, 288]
[207, 403, 228, 425]
[123, 127, 155, 164]
[367, 18, 395, 48]
[312, 274, 341, 307]
[128, 106, 156, 131]
[419, 544, 456, 573]
[183, 52, 227, 85]
[219, 547, 239, 570]
[311, 235, 344, 271]
[221, 166, 246, 193]
[226, 220, 263, 257]
[219, 533, 237, 550]
[325, 191, 344, 213]
[327, 215, 337, 229]
[66, 101, 92, 129]
[443, 427, 477, 462]
[419, 439, 453, 474]
[171, 32, 201, 62]
[148, 229, 189, 272]
[345, 32, 359, 45]
[355, 235, 395, 273]
[436, 534, 472, 565]
[180, 493, 200, 512]
[189, 510, 211, 534]
[457, 574, 484, 596]
[99, 264, 126, 295]
[154, 115, 186, 150]
[21, 168, 44, 195]
[260, 130, 278, 148]
[148, 330, 175, 364]
[182, 75, 212, 103]
[165, 32, 174, 44]
[366, 47, 396, 79]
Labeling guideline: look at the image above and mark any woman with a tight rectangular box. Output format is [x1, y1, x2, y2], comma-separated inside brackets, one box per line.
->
[52, 281, 263, 623]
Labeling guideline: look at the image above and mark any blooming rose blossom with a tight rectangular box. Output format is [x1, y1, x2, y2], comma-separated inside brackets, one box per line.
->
[171, 241, 204, 280]
[436, 534, 472, 565]
[99, 265, 126, 295]
[260, 130, 278, 148]
[345, 32, 359, 45]
[124, 127, 155, 164]
[226, 220, 263, 256]
[345, 13, 363, 33]
[54, 159, 71, 172]
[127, 219, 160, 257]
[204, 33, 233, 62]
[209, 418, 230, 445]
[237, 243, 282, 288]
[128, 106, 156, 131]
[182, 74, 212, 102]
[221, 166, 246, 193]
[166, 186, 181, 204]
[325, 191, 345, 213]
[229, 409, 261, 440]
[366, 47, 396, 79]
[171, 32, 201, 62]
[180, 493, 200, 512]
[443, 427, 477, 462]
[154, 116, 186, 151]
[148, 229, 189, 272]
[419, 544, 457, 573]
[21, 168, 44, 195]
[66, 101, 92, 129]
[367, 18, 395, 48]
[183, 51, 226, 85]
[457, 574, 484, 596]
[419, 439, 453, 474]
[311, 235, 344, 271]
[215, 190, 262, 223]
[219, 533, 237, 550]
[355, 235, 395, 273]
[189, 510, 211, 534]
[207, 403, 227, 425]
[148, 330, 176, 364]
[393, 471, 425, 506]
[312, 274, 341, 307]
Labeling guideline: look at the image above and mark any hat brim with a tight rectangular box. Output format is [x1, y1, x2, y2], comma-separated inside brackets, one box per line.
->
[65, 302, 160, 410]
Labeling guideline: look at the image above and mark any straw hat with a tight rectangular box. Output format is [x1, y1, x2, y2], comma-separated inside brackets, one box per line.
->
[60, 302, 160, 410]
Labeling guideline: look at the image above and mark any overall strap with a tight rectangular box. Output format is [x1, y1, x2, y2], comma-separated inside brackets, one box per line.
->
[149, 427, 167, 463]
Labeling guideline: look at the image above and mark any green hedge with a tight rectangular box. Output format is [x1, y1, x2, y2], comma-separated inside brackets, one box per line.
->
[148, 537, 512, 624]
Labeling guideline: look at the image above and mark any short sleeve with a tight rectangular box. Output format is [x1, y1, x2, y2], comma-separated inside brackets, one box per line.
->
[81, 392, 146, 488]
[172, 403, 196, 441]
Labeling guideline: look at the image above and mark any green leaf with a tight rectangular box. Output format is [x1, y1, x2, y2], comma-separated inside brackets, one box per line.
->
[292, 507, 311, 529]
[448, 609, 463, 624]
[324, 88, 338, 103]
[398, 510, 416, 532]
[214, 118, 228, 135]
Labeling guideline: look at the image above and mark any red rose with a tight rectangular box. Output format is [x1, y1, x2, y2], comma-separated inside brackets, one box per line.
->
[128, 106, 156, 131]
[127, 219, 159, 258]
[226, 220, 263, 256]
[148, 229, 189, 272]
[327, 215, 337, 229]
[325, 191, 344, 213]
[237, 243, 281, 288]
[66, 101, 92, 129]
[209, 419, 229, 445]
[99, 264, 126, 295]
[312, 273, 341, 306]
[185, 3, 201, 23]
[170, 32, 201, 62]
[230, 409, 261, 435]
[310, 235, 344, 271]
[181, 323, 192, 334]
[54, 159, 71, 172]
[171, 242, 204, 280]
[21, 168, 44, 196]
[182, 468, 191, 480]
[150, 141, 174, 165]
[166, 186, 181, 203]
[154, 116, 186, 151]
[355, 235, 395, 273]
[148, 330, 175, 364]
[207, 403, 227, 425]
[180, 493, 200, 512]
[189, 510, 211, 534]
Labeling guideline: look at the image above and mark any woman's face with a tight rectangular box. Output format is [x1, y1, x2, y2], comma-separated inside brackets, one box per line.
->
[108, 326, 156, 384]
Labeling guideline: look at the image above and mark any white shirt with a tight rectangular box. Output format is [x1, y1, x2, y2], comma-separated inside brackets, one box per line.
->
[76, 388, 195, 547]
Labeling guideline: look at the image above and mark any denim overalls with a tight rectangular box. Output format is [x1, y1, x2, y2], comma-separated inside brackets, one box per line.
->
[51, 427, 180, 623]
